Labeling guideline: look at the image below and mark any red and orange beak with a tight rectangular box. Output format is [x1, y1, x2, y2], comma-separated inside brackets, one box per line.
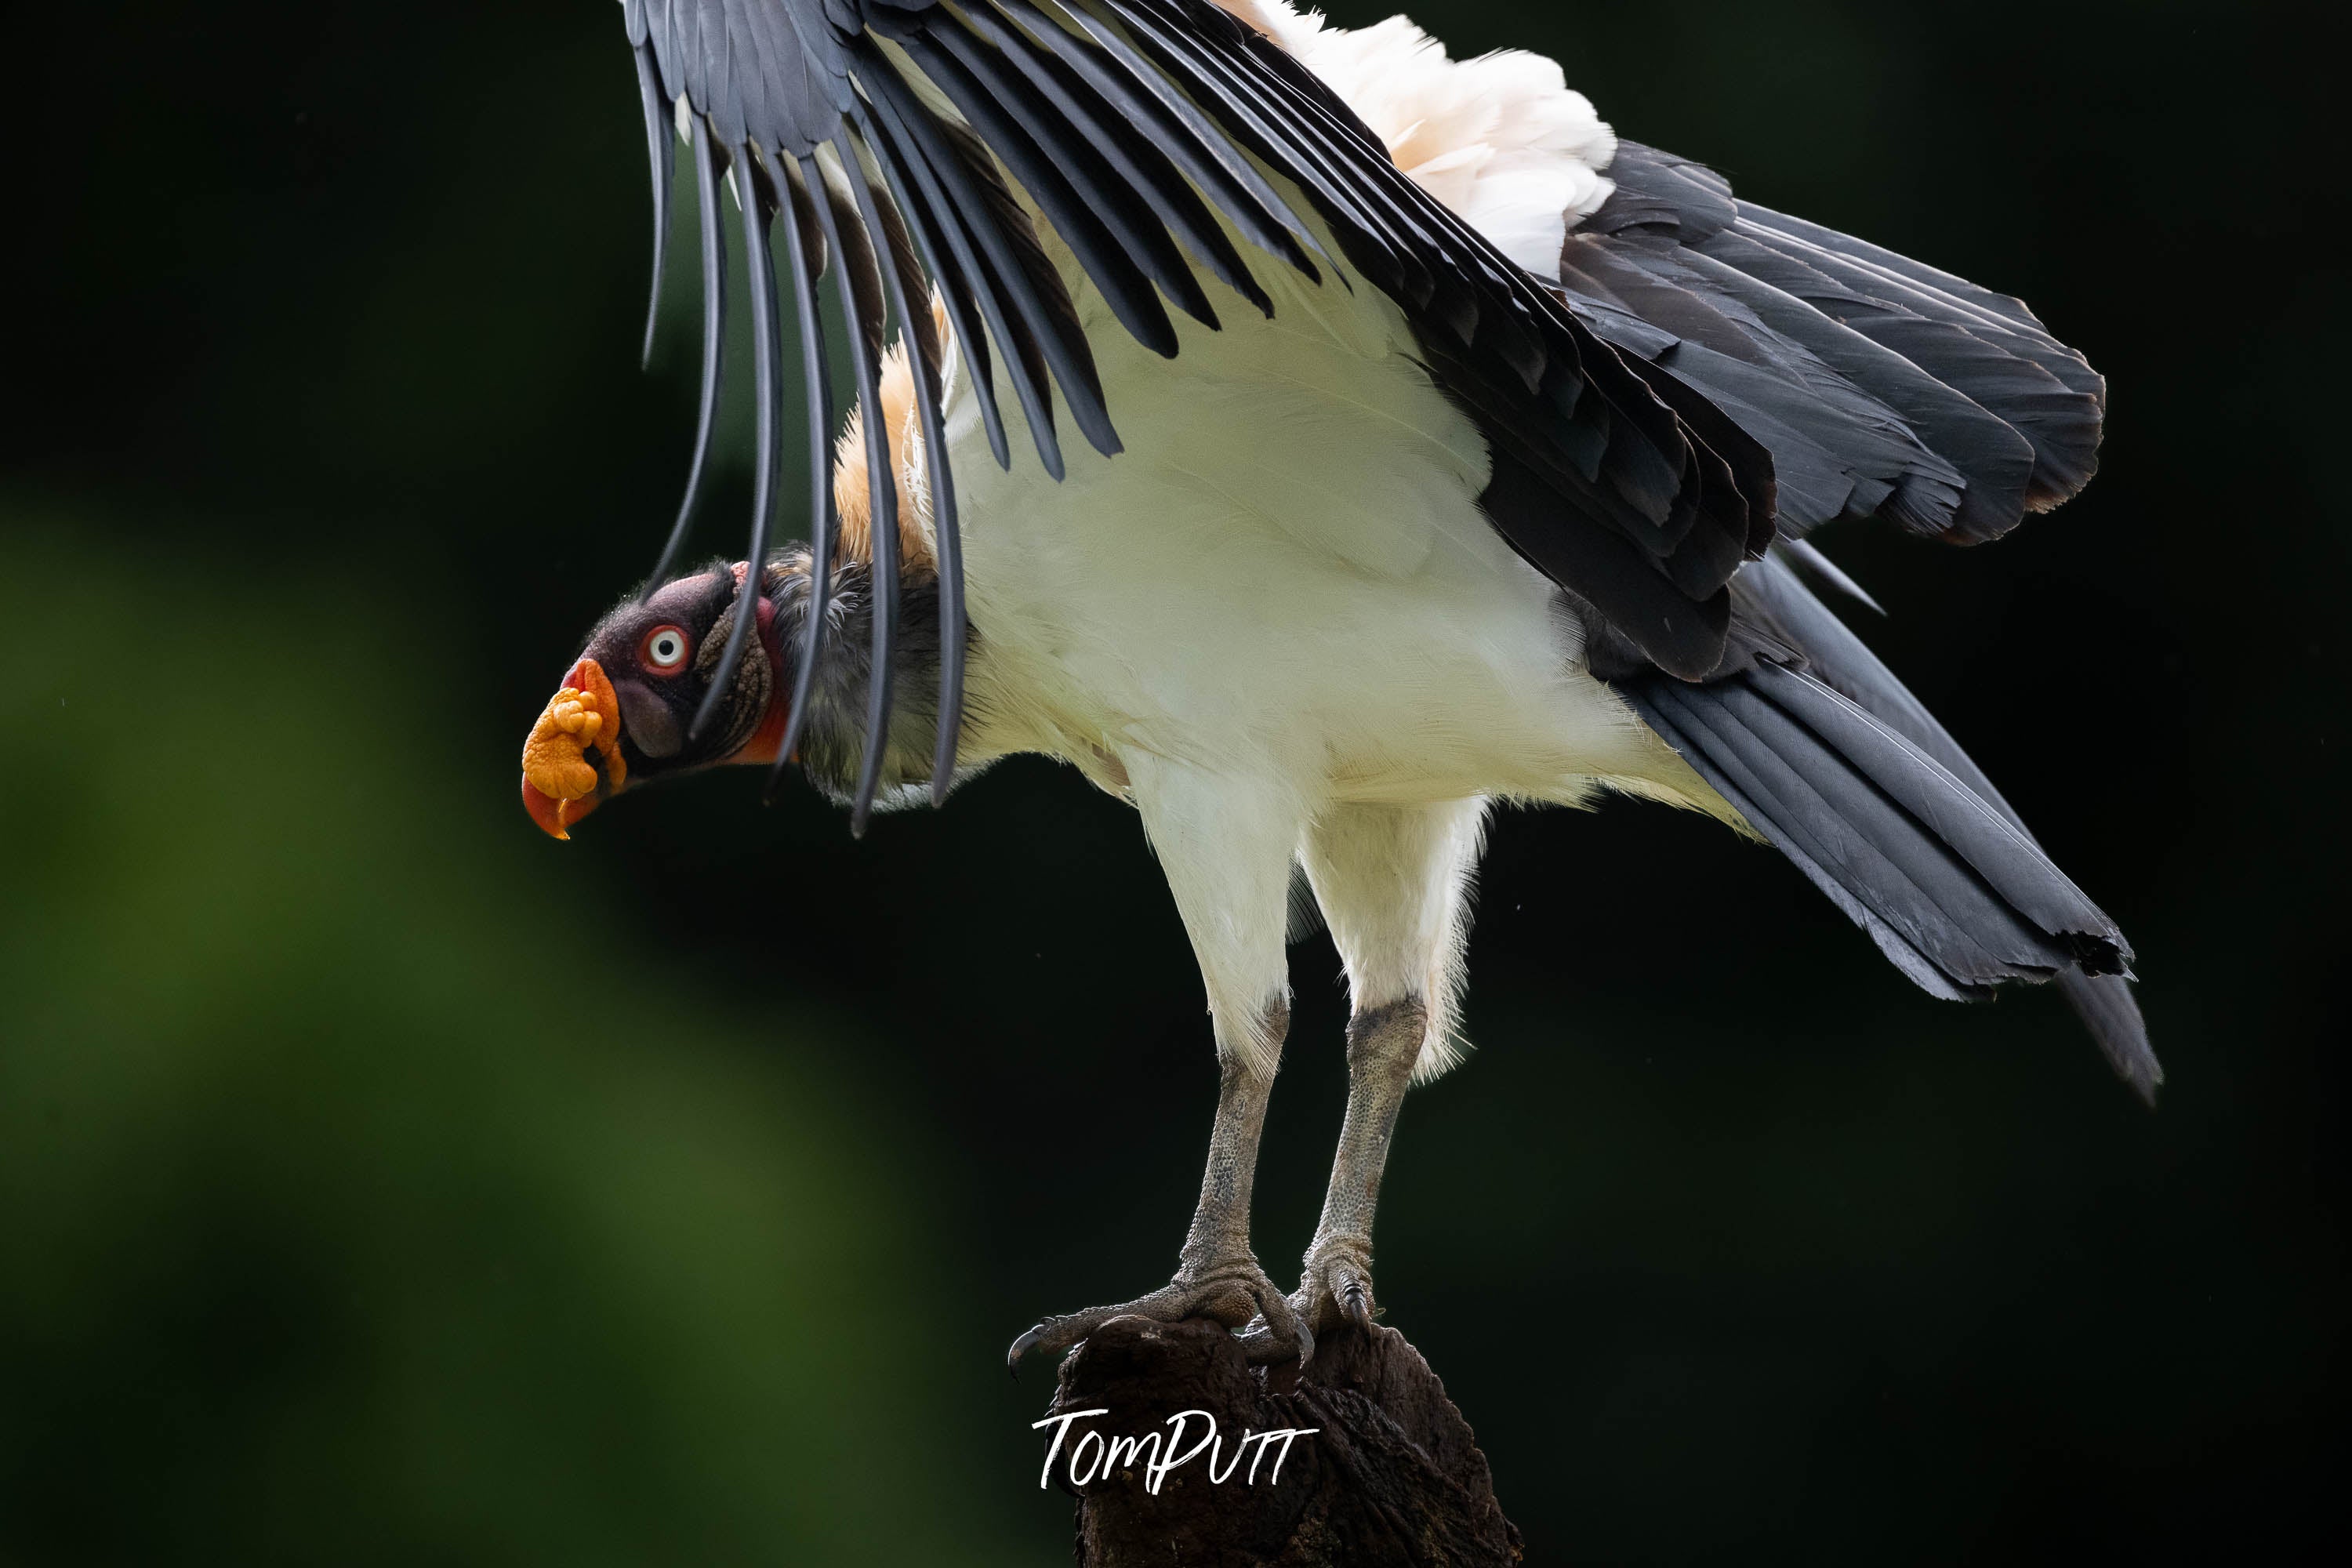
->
[519, 658, 628, 840]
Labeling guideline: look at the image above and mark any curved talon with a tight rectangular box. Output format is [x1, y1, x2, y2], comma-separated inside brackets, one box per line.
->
[1005, 1262, 1299, 1376]
[1239, 1296, 1316, 1367]
[1246, 1277, 1310, 1367]
[1294, 1240, 1381, 1341]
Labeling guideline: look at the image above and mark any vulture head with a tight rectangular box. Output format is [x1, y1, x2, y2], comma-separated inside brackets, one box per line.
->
[518, 561, 787, 840]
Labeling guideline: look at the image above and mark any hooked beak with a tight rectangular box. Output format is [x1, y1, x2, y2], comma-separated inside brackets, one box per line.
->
[521, 775, 603, 839]
[520, 658, 627, 841]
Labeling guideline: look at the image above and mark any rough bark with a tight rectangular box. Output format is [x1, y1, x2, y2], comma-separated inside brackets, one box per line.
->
[1038, 1316, 1522, 1567]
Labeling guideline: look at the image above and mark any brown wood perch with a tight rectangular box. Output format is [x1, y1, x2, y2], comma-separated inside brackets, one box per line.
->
[1037, 1315, 1522, 1567]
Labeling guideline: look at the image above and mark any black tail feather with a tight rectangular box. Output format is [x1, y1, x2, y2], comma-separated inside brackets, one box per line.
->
[2060, 972, 2161, 1106]
[1632, 687, 1987, 1004]
[1625, 551, 2159, 1101]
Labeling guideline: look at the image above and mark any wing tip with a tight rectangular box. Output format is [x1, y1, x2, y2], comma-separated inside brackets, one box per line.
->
[2058, 970, 2163, 1108]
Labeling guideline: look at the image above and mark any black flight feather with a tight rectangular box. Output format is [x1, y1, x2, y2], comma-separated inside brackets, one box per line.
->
[861, 146, 942, 378]
[1560, 236, 1966, 535]
[848, 93, 1012, 471]
[1723, 216, 2102, 513]
[1092, 0, 1417, 293]
[1619, 550, 2153, 1097]
[856, 70, 1068, 472]
[1636, 670, 2078, 986]
[633, 42, 676, 368]
[1665, 236, 2038, 539]
[927, 13, 1221, 336]
[643, 116, 729, 595]
[818, 149, 887, 368]
[873, 67, 1116, 456]
[1577, 143, 2105, 546]
[693, 147, 786, 742]
[891, 25, 1184, 358]
[771, 155, 840, 779]
[964, 3, 1269, 317]
[1004, 0, 1323, 277]
[807, 143, 902, 833]
[838, 129, 969, 805]
[1731, 554, 2158, 1098]
[1632, 683, 1983, 1003]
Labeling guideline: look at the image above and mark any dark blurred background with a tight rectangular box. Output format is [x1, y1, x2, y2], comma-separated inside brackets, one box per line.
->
[3, 1, 2341, 1561]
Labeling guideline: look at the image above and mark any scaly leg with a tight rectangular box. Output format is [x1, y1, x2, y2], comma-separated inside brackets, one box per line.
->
[1296, 997, 1427, 1332]
[1007, 1004, 1301, 1371]
[1007, 762, 1308, 1374]
[1291, 800, 1488, 1336]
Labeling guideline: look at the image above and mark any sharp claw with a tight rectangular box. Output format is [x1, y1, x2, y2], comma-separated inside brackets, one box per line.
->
[1341, 1277, 1374, 1332]
[1236, 1283, 1311, 1367]
[1013, 1266, 1297, 1371]
[1007, 1323, 1047, 1378]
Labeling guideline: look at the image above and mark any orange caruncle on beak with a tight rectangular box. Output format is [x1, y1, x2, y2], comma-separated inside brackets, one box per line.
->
[520, 658, 628, 840]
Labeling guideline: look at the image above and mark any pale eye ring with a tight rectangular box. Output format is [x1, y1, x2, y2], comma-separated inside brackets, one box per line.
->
[641, 625, 691, 673]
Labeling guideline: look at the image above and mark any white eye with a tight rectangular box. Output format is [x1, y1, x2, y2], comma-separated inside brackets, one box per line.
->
[641, 626, 690, 673]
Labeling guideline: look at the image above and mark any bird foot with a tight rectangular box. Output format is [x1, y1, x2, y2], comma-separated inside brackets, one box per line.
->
[1233, 1238, 1378, 1366]
[1007, 1257, 1308, 1377]
[1292, 1234, 1378, 1338]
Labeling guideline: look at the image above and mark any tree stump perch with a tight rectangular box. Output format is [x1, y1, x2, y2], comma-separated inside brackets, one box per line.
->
[1039, 1316, 1523, 1566]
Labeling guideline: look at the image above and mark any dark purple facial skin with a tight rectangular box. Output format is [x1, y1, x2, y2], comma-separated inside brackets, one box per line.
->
[521, 563, 788, 838]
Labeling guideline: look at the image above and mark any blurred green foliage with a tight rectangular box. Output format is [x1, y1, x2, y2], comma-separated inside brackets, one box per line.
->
[0, 524, 1022, 1566]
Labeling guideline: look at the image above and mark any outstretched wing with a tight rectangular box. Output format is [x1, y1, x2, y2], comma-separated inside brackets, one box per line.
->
[1531, 148, 2140, 1089]
[1556, 142, 2105, 558]
[618, 0, 1773, 828]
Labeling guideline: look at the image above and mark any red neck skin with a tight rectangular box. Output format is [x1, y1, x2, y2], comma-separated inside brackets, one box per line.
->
[721, 589, 794, 768]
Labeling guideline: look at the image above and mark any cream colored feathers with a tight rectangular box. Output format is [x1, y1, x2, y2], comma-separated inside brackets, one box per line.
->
[830, 297, 950, 576]
[1222, 2, 1616, 274]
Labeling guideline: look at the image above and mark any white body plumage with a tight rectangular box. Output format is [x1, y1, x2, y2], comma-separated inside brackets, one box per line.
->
[926, 6, 1728, 1075]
